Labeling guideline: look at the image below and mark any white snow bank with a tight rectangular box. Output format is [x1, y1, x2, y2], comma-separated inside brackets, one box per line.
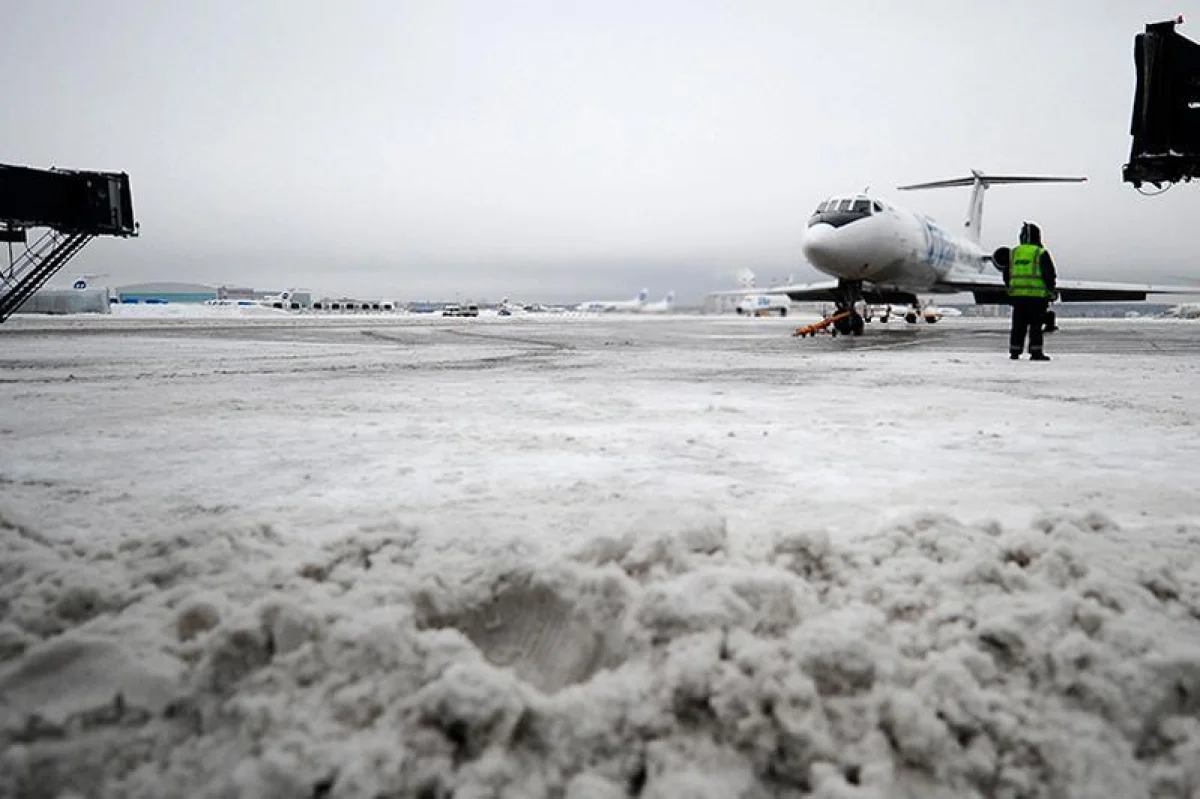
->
[3, 507, 1200, 798]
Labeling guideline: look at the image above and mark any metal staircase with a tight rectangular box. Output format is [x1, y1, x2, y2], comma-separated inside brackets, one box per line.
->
[0, 229, 95, 322]
[0, 163, 136, 324]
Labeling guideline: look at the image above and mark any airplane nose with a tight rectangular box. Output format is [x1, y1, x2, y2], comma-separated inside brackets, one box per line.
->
[802, 224, 837, 269]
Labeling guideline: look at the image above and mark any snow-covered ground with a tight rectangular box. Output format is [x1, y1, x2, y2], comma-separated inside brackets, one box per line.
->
[2, 312, 1200, 798]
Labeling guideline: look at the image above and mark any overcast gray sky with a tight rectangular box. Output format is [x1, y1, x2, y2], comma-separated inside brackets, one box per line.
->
[4, 0, 1198, 302]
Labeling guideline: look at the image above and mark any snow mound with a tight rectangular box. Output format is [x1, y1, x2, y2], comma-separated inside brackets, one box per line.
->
[0, 634, 179, 726]
[3, 509, 1200, 797]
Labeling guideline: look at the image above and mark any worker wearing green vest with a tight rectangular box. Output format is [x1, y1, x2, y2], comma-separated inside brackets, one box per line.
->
[1000, 221, 1057, 360]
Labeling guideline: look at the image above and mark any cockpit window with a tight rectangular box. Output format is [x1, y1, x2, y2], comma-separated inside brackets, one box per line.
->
[808, 196, 874, 229]
[873, 201, 884, 213]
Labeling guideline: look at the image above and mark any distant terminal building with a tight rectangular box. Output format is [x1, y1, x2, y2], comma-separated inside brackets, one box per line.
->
[311, 296, 396, 312]
[216, 284, 256, 301]
[115, 281, 217, 304]
[16, 276, 414, 316]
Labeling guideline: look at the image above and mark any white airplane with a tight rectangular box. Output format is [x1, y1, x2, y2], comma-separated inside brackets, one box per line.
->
[712, 269, 794, 316]
[639, 291, 676, 313]
[737, 294, 791, 317]
[259, 288, 312, 310]
[67, 273, 108, 290]
[577, 288, 649, 312]
[62, 273, 120, 304]
[1167, 303, 1200, 319]
[717, 170, 1197, 336]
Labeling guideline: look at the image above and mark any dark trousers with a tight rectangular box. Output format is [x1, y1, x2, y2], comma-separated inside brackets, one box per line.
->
[1009, 298, 1048, 355]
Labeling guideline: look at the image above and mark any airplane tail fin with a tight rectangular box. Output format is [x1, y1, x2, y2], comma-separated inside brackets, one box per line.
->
[637, 288, 649, 303]
[897, 170, 1087, 243]
[665, 291, 675, 305]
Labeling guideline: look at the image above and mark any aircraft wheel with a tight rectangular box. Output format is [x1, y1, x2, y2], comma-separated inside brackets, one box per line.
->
[850, 314, 865, 335]
[905, 313, 918, 324]
[779, 308, 788, 317]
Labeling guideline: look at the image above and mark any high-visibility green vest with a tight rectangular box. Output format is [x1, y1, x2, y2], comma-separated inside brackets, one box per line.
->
[1008, 243, 1050, 298]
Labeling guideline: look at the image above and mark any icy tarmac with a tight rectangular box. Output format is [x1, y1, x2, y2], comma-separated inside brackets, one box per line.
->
[2, 311, 1200, 798]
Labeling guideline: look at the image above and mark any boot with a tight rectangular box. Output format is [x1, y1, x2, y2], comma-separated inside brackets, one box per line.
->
[1010, 352, 1021, 360]
[1030, 352, 1050, 361]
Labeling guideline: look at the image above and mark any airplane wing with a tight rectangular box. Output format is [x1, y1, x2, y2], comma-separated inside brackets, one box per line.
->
[707, 280, 842, 301]
[712, 280, 972, 304]
[938, 272, 1200, 303]
[711, 275, 1200, 305]
[1055, 279, 1200, 302]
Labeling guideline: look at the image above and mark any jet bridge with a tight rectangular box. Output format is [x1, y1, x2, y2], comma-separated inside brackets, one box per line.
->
[0, 163, 137, 322]
[1124, 16, 1200, 189]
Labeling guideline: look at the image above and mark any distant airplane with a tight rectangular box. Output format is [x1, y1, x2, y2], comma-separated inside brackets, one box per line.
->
[713, 170, 1198, 335]
[259, 288, 312, 310]
[736, 294, 792, 317]
[67, 273, 108, 290]
[639, 291, 675, 314]
[714, 269, 793, 317]
[577, 288, 649, 312]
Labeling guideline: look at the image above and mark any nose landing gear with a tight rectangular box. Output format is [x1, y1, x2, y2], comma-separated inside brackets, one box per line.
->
[832, 312, 865, 336]
[831, 279, 866, 336]
[794, 279, 868, 339]
[793, 310, 853, 338]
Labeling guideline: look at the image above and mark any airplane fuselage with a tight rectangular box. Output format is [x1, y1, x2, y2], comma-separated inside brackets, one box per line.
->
[801, 195, 990, 294]
[578, 288, 650, 312]
[579, 300, 642, 312]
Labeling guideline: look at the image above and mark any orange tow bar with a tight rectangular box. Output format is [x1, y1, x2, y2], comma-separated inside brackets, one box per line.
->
[792, 311, 852, 338]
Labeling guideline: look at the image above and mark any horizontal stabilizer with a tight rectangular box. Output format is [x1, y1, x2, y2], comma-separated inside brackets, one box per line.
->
[897, 174, 1087, 191]
[895, 170, 1087, 243]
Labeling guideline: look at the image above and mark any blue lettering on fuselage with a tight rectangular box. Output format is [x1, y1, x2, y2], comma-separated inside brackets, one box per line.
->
[920, 218, 963, 270]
